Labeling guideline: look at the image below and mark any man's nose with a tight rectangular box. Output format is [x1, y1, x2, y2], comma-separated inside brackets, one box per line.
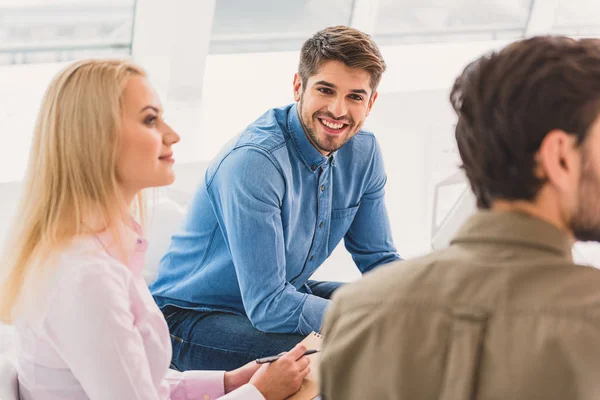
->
[327, 96, 348, 119]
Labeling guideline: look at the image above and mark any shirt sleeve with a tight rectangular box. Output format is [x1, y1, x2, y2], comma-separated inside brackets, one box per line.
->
[207, 146, 329, 335]
[39, 260, 265, 400]
[42, 262, 169, 400]
[218, 384, 264, 400]
[165, 369, 265, 400]
[344, 139, 401, 273]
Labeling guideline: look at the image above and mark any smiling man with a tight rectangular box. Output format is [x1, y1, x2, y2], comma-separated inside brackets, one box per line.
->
[150, 26, 400, 371]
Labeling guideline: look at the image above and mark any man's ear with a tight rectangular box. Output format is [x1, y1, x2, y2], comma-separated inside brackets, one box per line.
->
[293, 73, 302, 102]
[537, 130, 580, 192]
[366, 91, 378, 117]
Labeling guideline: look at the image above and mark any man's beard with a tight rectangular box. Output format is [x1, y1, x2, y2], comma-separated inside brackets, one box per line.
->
[298, 97, 356, 154]
[571, 151, 600, 242]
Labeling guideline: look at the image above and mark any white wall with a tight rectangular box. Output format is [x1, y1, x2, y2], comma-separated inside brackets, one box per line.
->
[4, 38, 600, 281]
[2, 39, 550, 282]
[0, 40, 505, 281]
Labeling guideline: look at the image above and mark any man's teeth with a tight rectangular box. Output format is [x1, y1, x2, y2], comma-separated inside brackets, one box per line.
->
[320, 119, 345, 130]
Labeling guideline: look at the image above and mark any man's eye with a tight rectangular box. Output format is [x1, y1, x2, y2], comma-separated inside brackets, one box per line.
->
[350, 94, 363, 101]
[318, 87, 333, 94]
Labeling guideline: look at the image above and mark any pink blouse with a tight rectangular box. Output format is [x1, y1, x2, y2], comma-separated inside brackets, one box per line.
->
[15, 223, 264, 400]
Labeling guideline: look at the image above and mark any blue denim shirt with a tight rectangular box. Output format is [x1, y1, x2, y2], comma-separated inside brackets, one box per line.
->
[150, 103, 400, 335]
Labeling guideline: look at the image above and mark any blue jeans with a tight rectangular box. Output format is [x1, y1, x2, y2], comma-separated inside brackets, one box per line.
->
[162, 280, 343, 371]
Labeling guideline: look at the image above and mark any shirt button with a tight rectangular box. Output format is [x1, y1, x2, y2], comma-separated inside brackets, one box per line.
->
[310, 255, 314, 261]
[311, 165, 317, 171]
[319, 221, 323, 228]
[321, 185, 325, 191]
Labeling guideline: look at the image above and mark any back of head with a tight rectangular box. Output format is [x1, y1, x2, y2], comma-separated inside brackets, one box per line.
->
[450, 36, 600, 208]
[0, 59, 145, 323]
[298, 25, 386, 94]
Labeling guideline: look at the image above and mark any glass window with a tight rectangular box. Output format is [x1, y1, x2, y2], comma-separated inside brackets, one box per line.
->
[0, 0, 136, 65]
[209, 0, 354, 54]
[552, 0, 600, 36]
[372, 0, 533, 45]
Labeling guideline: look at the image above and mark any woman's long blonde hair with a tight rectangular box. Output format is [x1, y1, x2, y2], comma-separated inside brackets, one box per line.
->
[0, 59, 146, 323]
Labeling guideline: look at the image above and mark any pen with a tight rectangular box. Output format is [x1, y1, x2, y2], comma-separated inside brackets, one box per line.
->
[255, 349, 320, 364]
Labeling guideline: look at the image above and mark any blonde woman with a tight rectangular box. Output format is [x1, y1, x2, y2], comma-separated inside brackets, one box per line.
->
[0, 59, 310, 400]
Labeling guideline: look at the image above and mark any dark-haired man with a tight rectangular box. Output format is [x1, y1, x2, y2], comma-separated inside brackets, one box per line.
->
[320, 36, 600, 400]
[150, 26, 400, 371]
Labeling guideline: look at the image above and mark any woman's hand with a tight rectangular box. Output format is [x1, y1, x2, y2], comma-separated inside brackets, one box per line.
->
[249, 344, 311, 400]
[224, 360, 262, 393]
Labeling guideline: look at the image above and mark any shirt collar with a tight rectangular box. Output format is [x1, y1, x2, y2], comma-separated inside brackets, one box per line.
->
[287, 103, 332, 173]
[451, 210, 573, 260]
[95, 216, 148, 278]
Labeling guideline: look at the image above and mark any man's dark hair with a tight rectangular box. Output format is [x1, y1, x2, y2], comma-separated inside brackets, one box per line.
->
[450, 36, 600, 208]
[298, 25, 386, 95]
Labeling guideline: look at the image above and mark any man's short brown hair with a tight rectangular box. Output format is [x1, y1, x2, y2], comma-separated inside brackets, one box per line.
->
[450, 36, 600, 208]
[298, 26, 386, 95]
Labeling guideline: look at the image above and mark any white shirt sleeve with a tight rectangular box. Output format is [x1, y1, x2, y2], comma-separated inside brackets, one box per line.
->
[165, 369, 265, 400]
[40, 260, 266, 400]
[42, 263, 168, 400]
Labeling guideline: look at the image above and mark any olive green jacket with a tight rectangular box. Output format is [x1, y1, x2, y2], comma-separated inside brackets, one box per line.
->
[321, 210, 600, 400]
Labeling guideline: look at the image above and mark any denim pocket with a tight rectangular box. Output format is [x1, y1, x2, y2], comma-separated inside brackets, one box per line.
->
[331, 205, 359, 219]
[329, 205, 359, 248]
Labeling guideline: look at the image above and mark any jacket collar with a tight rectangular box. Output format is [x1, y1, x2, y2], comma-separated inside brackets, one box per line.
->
[451, 210, 573, 260]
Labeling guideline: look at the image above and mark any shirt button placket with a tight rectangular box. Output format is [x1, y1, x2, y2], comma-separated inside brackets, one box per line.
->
[310, 165, 326, 266]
